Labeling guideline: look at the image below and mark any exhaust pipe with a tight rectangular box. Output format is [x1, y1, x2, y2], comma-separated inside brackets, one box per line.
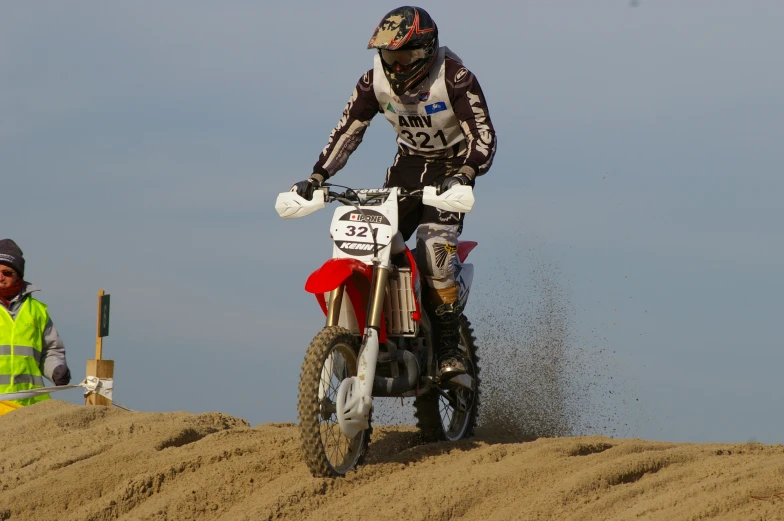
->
[372, 350, 420, 396]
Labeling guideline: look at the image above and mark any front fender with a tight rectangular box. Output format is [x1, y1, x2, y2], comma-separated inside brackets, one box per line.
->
[305, 259, 386, 341]
[305, 258, 372, 294]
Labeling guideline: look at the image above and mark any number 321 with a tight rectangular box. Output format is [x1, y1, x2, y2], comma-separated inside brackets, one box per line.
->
[401, 129, 448, 149]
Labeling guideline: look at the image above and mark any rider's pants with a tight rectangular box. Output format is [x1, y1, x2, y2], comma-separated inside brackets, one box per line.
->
[384, 155, 466, 303]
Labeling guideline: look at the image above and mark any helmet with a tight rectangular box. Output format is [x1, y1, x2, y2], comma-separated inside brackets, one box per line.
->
[367, 6, 439, 96]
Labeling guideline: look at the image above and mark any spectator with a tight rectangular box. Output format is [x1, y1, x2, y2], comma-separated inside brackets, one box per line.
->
[0, 239, 71, 406]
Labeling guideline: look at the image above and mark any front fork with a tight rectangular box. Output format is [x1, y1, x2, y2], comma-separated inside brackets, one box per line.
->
[334, 264, 389, 438]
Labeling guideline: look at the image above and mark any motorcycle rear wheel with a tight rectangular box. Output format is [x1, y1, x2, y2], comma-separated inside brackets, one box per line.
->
[414, 316, 481, 442]
[297, 326, 370, 477]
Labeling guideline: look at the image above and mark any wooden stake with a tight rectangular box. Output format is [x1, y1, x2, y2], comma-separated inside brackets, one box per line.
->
[95, 289, 104, 360]
[85, 359, 113, 406]
[87, 289, 113, 406]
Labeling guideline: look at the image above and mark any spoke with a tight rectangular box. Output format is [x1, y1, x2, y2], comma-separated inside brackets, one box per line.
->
[440, 398, 452, 430]
[324, 422, 342, 465]
[439, 388, 472, 437]
[331, 428, 341, 464]
[340, 436, 349, 463]
[337, 429, 347, 462]
[329, 369, 341, 395]
[330, 429, 339, 463]
[320, 398, 352, 468]
[327, 353, 346, 398]
[319, 355, 331, 394]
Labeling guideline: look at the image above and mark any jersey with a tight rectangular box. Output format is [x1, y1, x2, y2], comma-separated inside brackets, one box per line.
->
[373, 47, 464, 156]
[313, 47, 496, 179]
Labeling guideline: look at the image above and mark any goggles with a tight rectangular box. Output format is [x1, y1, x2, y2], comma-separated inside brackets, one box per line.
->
[380, 48, 427, 66]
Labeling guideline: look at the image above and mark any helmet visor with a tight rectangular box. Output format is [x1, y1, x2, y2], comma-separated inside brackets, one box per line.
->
[380, 48, 427, 66]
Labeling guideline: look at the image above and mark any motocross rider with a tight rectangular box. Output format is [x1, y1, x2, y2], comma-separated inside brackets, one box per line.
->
[291, 6, 497, 378]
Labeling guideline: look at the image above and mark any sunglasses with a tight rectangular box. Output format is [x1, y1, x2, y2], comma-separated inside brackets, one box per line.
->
[1, 269, 17, 278]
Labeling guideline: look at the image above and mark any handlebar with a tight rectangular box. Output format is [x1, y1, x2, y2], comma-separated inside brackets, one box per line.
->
[275, 184, 474, 220]
[325, 185, 423, 206]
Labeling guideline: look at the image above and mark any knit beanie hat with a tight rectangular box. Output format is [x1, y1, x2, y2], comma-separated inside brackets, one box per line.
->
[0, 239, 25, 278]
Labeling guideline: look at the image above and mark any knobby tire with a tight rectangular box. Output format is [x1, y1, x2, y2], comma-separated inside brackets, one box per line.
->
[297, 326, 371, 477]
[414, 316, 481, 443]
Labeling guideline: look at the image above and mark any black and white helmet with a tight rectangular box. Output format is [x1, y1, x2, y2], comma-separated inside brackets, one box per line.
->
[367, 6, 439, 96]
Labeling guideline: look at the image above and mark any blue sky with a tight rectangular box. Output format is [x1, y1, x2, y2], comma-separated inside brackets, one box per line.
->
[3, 1, 783, 443]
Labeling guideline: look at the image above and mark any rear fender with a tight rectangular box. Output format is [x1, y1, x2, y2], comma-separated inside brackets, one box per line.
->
[305, 258, 387, 342]
[457, 241, 478, 263]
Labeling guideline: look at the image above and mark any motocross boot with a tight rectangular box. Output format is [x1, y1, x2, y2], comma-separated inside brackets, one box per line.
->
[429, 286, 466, 378]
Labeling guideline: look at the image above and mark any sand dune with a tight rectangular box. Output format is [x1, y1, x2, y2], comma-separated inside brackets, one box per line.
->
[2, 400, 783, 521]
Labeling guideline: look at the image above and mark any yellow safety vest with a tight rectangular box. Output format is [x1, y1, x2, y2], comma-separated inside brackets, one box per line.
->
[0, 297, 50, 406]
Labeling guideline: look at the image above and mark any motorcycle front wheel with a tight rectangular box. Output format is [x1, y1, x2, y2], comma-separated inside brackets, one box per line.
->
[414, 316, 481, 442]
[297, 326, 370, 477]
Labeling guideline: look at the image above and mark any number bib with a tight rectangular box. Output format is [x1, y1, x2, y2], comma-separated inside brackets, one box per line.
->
[373, 47, 464, 154]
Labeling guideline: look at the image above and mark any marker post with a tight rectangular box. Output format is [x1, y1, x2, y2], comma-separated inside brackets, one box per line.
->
[86, 290, 113, 406]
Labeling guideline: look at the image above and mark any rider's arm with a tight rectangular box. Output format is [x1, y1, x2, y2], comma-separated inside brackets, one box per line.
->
[446, 60, 497, 178]
[313, 70, 381, 180]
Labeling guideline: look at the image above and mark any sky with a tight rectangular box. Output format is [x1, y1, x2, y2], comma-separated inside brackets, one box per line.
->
[3, 1, 783, 443]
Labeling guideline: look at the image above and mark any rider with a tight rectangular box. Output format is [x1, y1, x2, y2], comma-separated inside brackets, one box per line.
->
[291, 6, 496, 378]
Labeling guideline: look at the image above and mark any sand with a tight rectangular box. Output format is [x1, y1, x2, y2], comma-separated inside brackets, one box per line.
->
[2, 400, 784, 521]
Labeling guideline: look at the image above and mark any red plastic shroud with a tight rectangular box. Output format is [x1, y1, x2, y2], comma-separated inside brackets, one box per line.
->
[457, 241, 478, 263]
[304, 242, 478, 342]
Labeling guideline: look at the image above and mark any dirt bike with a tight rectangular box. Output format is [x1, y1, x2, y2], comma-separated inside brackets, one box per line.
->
[275, 183, 481, 477]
